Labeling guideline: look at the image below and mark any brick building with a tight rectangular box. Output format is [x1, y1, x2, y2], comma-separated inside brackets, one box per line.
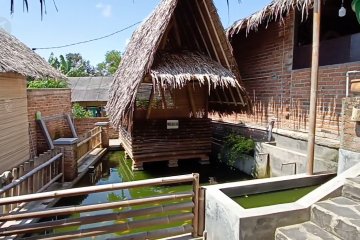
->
[217, 0, 360, 142]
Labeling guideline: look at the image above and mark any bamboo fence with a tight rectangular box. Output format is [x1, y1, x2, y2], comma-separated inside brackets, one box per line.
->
[0, 174, 202, 240]
[0, 149, 64, 214]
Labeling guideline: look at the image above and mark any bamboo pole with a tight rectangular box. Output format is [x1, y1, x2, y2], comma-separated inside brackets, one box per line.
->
[21, 213, 193, 240]
[192, 173, 200, 237]
[1, 202, 194, 236]
[307, 0, 321, 175]
[29, 160, 34, 194]
[18, 164, 25, 195]
[108, 225, 193, 240]
[0, 153, 63, 195]
[198, 188, 206, 236]
[0, 192, 193, 221]
[11, 167, 18, 210]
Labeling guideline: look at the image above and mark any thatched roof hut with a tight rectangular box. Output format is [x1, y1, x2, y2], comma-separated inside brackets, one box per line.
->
[0, 30, 64, 79]
[227, 0, 313, 36]
[107, 0, 249, 128]
[107, 0, 249, 169]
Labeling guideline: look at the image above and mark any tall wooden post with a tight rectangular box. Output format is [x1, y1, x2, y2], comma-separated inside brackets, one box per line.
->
[307, 0, 321, 175]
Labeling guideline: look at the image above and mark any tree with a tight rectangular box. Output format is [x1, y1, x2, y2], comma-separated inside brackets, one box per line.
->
[97, 50, 121, 76]
[48, 52, 96, 77]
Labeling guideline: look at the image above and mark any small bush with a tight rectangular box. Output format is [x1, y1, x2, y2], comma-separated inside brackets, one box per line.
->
[219, 133, 255, 169]
[27, 79, 69, 89]
[72, 103, 93, 118]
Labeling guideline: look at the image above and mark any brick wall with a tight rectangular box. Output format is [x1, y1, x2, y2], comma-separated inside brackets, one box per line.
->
[74, 117, 118, 139]
[340, 98, 360, 152]
[27, 89, 72, 155]
[217, 12, 360, 140]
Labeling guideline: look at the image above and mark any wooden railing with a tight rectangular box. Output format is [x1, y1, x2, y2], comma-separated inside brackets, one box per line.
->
[76, 126, 102, 165]
[0, 174, 201, 240]
[0, 150, 64, 214]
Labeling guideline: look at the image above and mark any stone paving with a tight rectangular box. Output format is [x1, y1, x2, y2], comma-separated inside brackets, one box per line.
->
[275, 176, 360, 240]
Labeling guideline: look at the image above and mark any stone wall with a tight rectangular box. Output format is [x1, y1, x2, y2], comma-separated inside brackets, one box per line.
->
[27, 89, 72, 155]
[338, 97, 360, 173]
[220, 11, 360, 141]
[74, 117, 118, 139]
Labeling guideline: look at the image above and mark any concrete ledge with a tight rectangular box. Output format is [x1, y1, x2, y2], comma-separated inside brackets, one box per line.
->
[205, 162, 360, 240]
[53, 138, 78, 145]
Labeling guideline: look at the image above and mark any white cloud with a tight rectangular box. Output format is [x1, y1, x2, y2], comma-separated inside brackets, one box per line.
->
[96, 3, 112, 18]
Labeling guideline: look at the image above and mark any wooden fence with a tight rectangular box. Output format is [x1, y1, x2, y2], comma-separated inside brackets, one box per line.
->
[0, 150, 64, 214]
[76, 126, 102, 166]
[0, 174, 202, 240]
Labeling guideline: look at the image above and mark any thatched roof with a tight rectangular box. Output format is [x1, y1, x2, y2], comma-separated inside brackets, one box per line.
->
[151, 51, 239, 90]
[68, 76, 113, 102]
[0, 30, 64, 79]
[227, 0, 312, 37]
[107, 0, 248, 127]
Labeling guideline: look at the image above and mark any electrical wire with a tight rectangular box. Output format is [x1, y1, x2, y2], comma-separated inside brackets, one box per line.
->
[32, 21, 142, 50]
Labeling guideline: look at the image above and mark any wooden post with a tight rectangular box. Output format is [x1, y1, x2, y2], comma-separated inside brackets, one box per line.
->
[18, 165, 25, 195]
[187, 84, 197, 117]
[192, 173, 200, 237]
[29, 160, 34, 194]
[307, 0, 321, 175]
[146, 87, 155, 120]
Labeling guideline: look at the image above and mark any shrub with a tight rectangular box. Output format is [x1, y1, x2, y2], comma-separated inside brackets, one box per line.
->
[219, 133, 255, 169]
[72, 103, 93, 118]
[27, 79, 69, 89]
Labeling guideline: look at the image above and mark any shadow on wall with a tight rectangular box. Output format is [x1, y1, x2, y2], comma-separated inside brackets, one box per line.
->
[211, 95, 340, 139]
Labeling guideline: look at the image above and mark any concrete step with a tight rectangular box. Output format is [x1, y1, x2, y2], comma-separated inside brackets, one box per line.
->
[311, 196, 360, 240]
[275, 221, 340, 240]
[342, 177, 360, 202]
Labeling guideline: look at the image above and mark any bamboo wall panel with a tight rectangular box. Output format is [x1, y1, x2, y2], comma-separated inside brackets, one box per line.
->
[123, 118, 211, 164]
[0, 74, 30, 172]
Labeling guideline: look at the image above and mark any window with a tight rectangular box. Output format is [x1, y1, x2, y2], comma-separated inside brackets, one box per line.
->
[293, 0, 360, 69]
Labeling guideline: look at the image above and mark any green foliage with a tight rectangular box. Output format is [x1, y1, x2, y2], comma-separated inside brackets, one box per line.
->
[219, 133, 255, 169]
[353, 0, 360, 24]
[48, 52, 96, 77]
[27, 79, 68, 88]
[72, 103, 93, 118]
[97, 50, 121, 76]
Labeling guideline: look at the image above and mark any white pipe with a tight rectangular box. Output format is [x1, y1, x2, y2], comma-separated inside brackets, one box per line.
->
[346, 71, 360, 97]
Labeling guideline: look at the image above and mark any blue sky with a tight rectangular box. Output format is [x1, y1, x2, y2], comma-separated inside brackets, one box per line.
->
[0, 0, 271, 66]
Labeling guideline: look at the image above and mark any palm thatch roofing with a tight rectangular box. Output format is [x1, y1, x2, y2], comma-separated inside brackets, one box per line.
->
[0, 30, 64, 79]
[68, 76, 113, 102]
[227, 0, 312, 37]
[107, 0, 249, 127]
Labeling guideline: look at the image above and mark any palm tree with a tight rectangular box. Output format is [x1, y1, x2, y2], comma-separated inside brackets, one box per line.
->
[10, 0, 57, 18]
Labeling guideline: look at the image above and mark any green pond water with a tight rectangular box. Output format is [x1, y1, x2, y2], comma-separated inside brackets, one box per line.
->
[232, 185, 319, 209]
[49, 151, 251, 239]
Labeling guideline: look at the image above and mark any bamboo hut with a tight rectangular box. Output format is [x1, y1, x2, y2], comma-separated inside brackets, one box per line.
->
[107, 0, 249, 170]
[0, 30, 64, 172]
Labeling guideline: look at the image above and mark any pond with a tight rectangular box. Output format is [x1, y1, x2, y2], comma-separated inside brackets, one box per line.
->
[52, 151, 250, 239]
[232, 185, 319, 209]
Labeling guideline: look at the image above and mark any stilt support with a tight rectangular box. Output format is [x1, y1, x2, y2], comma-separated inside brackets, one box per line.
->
[168, 160, 179, 168]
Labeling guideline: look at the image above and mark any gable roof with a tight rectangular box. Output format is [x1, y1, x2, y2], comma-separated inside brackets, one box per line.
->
[68, 77, 113, 102]
[107, 0, 249, 127]
[0, 30, 64, 79]
[227, 0, 312, 37]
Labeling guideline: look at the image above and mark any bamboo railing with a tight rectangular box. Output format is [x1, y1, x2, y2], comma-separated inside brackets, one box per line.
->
[76, 126, 102, 165]
[0, 174, 201, 239]
[0, 150, 64, 214]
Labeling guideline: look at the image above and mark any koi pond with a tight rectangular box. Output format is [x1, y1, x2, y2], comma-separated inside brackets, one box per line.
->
[51, 151, 250, 239]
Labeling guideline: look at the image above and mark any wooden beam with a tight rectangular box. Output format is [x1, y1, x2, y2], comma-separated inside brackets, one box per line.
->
[159, 20, 175, 50]
[146, 87, 155, 119]
[194, 0, 221, 63]
[173, 18, 182, 48]
[235, 86, 246, 106]
[228, 88, 237, 106]
[160, 88, 167, 109]
[187, 84, 197, 117]
[201, 0, 231, 68]
[185, 1, 211, 57]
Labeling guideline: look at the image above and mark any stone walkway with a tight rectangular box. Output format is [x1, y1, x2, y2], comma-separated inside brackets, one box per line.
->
[276, 176, 360, 240]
